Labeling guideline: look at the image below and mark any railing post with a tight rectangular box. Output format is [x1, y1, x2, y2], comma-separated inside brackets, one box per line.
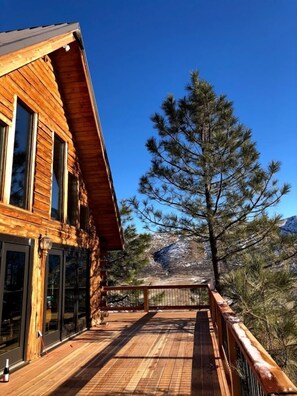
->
[208, 286, 213, 320]
[227, 324, 241, 396]
[217, 310, 223, 357]
[143, 286, 149, 312]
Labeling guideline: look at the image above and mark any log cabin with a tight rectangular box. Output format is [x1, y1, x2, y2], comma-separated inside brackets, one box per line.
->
[0, 23, 123, 371]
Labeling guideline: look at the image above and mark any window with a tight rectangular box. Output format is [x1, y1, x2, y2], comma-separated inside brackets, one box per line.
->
[0, 122, 7, 197]
[80, 205, 89, 230]
[9, 101, 35, 209]
[67, 173, 78, 226]
[51, 134, 65, 220]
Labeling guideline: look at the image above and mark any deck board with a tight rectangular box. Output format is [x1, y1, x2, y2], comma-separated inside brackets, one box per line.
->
[2, 311, 229, 395]
[191, 311, 230, 395]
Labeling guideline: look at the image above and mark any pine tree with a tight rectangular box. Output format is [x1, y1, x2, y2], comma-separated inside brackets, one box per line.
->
[131, 71, 289, 291]
[222, 250, 297, 383]
[106, 200, 151, 285]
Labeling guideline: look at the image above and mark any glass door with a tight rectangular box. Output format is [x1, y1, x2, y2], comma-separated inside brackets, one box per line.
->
[43, 250, 62, 346]
[63, 250, 77, 338]
[62, 248, 89, 338]
[0, 244, 30, 367]
[77, 250, 88, 332]
[43, 247, 89, 346]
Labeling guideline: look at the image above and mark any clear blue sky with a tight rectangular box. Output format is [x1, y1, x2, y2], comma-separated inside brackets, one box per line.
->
[1, 0, 297, 221]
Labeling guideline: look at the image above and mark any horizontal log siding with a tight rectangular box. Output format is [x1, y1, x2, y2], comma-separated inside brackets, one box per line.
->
[0, 91, 13, 121]
[0, 56, 91, 242]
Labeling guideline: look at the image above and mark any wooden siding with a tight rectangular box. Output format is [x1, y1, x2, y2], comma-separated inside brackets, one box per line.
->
[0, 55, 92, 237]
[0, 54, 103, 362]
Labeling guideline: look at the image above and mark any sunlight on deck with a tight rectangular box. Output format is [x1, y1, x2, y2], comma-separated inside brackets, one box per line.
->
[2, 311, 229, 395]
[0, 311, 228, 396]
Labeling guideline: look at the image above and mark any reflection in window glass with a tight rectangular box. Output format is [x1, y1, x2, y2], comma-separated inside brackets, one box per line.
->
[10, 102, 33, 208]
[0, 122, 7, 197]
[63, 249, 76, 336]
[77, 250, 88, 330]
[0, 250, 26, 354]
[45, 254, 61, 334]
[51, 134, 65, 220]
[80, 205, 89, 230]
[63, 248, 88, 337]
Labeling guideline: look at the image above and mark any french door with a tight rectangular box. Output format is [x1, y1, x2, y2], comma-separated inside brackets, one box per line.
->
[0, 243, 30, 368]
[43, 247, 89, 348]
[43, 250, 63, 346]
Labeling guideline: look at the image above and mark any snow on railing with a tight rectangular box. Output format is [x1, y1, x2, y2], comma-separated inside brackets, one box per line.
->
[209, 289, 297, 396]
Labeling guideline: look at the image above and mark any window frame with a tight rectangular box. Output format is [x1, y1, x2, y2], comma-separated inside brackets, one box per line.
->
[50, 133, 67, 222]
[6, 97, 37, 211]
[67, 172, 79, 227]
[0, 120, 9, 201]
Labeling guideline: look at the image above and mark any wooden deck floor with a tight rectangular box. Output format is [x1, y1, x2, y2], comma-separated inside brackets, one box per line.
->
[2, 311, 230, 395]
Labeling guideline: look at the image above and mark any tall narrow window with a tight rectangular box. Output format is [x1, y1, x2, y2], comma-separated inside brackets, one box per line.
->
[80, 205, 89, 231]
[9, 102, 34, 209]
[51, 134, 65, 220]
[0, 122, 7, 197]
[67, 173, 78, 226]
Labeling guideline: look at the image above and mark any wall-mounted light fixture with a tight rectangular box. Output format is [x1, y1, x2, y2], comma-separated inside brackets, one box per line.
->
[63, 44, 71, 52]
[39, 235, 53, 257]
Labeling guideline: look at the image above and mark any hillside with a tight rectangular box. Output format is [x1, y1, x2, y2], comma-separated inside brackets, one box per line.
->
[280, 215, 297, 234]
[138, 233, 213, 285]
[137, 216, 297, 285]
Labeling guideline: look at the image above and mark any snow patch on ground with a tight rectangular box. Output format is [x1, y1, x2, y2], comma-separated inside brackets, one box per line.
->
[139, 233, 213, 283]
[280, 216, 297, 234]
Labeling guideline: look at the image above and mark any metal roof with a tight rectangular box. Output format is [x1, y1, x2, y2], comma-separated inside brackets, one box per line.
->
[0, 22, 80, 57]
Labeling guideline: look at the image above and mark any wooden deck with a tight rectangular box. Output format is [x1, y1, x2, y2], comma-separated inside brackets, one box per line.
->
[2, 311, 230, 395]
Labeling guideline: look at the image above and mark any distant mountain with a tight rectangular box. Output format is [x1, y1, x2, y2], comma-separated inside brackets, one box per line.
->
[139, 233, 213, 285]
[138, 217, 297, 285]
[279, 216, 297, 234]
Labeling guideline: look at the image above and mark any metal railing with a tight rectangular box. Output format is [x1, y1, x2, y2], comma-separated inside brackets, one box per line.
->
[100, 283, 297, 395]
[100, 284, 209, 311]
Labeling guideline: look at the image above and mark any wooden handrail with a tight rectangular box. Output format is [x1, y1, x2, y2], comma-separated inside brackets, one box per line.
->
[103, 284, 208, 290]
[209, 289, 297, 395]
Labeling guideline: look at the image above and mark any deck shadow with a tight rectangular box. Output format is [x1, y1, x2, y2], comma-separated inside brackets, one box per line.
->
[48, 312, 156, 396]
[191, 310, 222, 395]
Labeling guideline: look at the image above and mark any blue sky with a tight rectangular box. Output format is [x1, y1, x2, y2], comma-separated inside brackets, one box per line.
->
[1, 0, 297, 222]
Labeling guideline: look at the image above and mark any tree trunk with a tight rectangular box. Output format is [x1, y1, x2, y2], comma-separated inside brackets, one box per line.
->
[208, 221, 221, 292]
[204, 183, 221, 291]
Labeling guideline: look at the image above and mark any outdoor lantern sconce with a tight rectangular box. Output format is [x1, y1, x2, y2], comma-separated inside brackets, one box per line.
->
[39, 235, 53, 257]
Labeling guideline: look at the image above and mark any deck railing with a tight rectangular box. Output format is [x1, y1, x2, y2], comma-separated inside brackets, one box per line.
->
[209, 289, 297, 396]
[100, 284, 297, 396]
[100, 284, 209, 311]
